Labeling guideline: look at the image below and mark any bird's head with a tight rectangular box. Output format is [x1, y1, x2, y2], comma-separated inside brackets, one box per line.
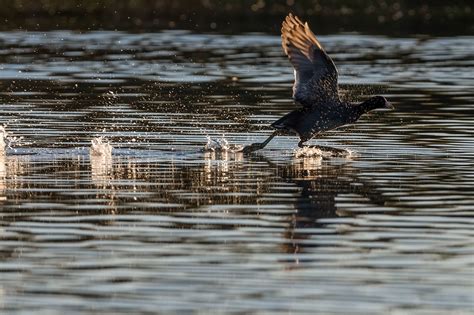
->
[371, 96, 393, 109]
[360, 96, 393, 113]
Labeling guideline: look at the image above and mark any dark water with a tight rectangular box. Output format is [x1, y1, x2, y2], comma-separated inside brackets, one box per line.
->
[0, 31, 473, 314]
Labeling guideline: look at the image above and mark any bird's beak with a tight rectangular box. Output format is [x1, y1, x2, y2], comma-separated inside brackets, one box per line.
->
[384, 100, 394, 110]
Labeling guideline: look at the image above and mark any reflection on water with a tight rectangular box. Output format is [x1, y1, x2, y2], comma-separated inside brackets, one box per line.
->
[0, 126, 6, 199]
[0, 126, 6, 154]
[291, 154, 323, 173]
[90, 136, 114, 190]
[0, 31, 473, 314]
[90, 153, 113, 183]
[0, 154, 5, 201]
[90, 141, 115, 212]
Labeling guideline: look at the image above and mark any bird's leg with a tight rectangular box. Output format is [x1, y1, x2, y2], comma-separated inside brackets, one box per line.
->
[243, 131, 279, 153]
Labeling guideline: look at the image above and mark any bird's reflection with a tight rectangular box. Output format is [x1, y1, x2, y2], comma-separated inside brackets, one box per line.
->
[0, 145, 388, 265]
[274, 155, 387, 257]
[201, 150, 388, 257]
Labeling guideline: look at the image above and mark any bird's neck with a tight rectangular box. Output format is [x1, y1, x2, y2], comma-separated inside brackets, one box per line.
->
[355, 100, 379, 115]
[340, 101, 374, 123]
[352, 101, 377, 118]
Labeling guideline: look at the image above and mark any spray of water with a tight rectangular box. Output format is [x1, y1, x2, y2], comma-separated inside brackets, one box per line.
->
[204, 135, 243, 153]
[0, 125, 25, 155]
[90, 136, 113, 157]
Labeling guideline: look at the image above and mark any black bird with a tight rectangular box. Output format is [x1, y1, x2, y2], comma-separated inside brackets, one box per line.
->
[243, 14, 393, 153]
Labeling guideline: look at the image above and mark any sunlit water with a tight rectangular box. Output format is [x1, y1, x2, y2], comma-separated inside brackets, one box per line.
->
[0, 30, 473, 314]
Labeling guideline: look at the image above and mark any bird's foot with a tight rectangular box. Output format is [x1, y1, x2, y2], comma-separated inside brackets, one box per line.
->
[242, 142, 264, 153]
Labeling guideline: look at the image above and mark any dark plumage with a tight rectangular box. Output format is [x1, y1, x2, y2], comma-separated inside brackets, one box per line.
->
[243, 14, 392, 153]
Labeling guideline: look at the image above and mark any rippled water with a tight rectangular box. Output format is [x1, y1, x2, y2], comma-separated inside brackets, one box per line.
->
[0, 30, 473, 314]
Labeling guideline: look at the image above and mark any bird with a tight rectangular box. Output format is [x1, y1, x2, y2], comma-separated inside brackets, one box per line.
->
[243, 14, 393, 153]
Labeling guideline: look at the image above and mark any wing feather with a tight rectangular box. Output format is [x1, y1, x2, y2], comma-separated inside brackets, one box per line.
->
[281, 14, 339, 107]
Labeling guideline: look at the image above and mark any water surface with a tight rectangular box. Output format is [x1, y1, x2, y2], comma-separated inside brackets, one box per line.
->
[0, 31, 473, 314]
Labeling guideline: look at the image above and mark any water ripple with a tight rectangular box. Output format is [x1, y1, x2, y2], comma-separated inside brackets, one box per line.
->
[0, 31, 473, 314]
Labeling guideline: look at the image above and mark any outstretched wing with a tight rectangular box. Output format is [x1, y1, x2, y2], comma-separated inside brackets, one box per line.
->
[281, 14, 339, 107]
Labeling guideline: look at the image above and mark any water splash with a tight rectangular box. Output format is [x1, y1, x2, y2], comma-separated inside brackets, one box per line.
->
[294, 146, 356, 159]
[0, 126, 6, 155]
[204, 135, 243, 153]
[90, 136, 113, 157]
[0, 125, 25, 155]
[0, 127, 28, 201]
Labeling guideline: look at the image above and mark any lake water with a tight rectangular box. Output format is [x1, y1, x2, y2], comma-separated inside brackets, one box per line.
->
[0, 30, 473, 314]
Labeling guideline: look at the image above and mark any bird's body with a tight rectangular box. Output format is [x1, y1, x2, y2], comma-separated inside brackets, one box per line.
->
[272, 102, 359, 143]
[243, 14, 392, 153]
